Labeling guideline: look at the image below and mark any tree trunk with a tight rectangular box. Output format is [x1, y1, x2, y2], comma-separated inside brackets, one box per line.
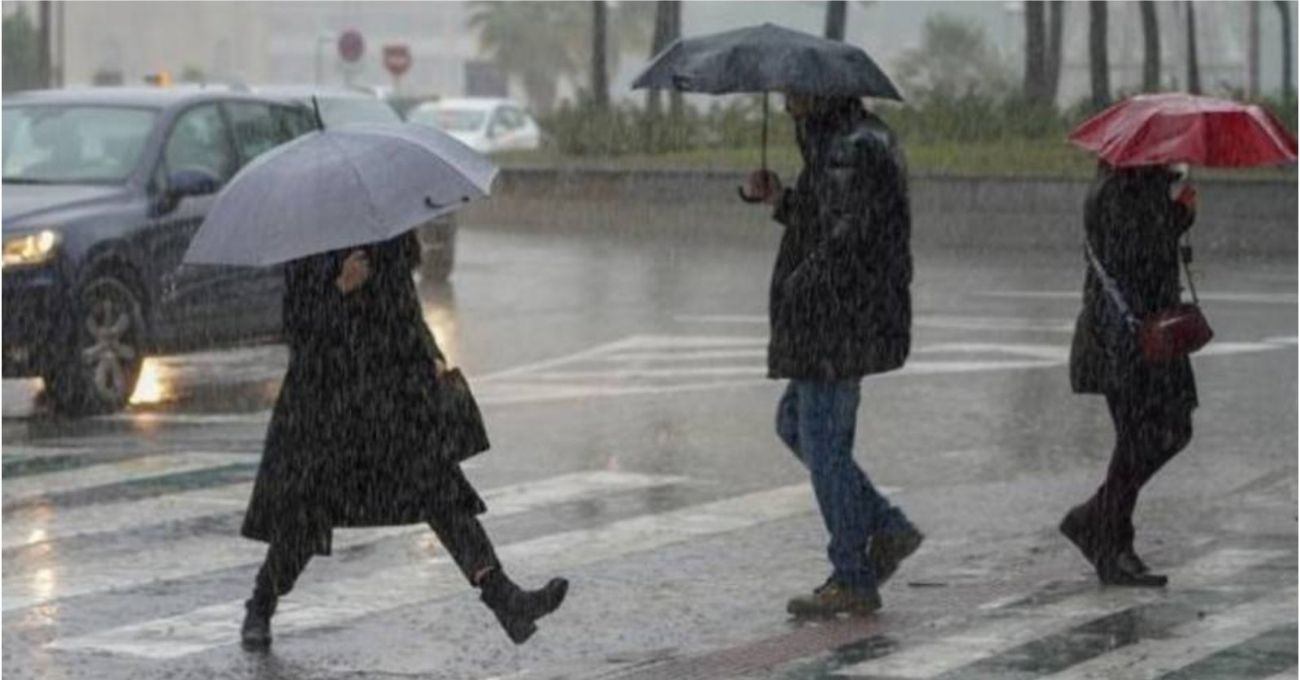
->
[1089, 1, 1111, 110]
[1045, 1, 1065, 102]
[824, 0, 847, 41]
[1024, 1, 1048, 103]
[1139, 1, 1160, 92]
[1277, 0, 1294, 99]
[591, 1, 610, 110]
[1248, 1, 1261, 98]
[647, 1, 679, 114]
[1185, 1, 1201, 95]
[37, 0, 51, 88]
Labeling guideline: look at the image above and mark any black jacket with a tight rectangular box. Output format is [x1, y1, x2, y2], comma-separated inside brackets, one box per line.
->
[242, 233, 486, 556]
[768, 104, 912, 380]
[1069, 168, 1198, 408]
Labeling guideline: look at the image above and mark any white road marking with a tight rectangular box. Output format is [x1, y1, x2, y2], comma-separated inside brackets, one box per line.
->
[2, 452, 253, 505]
[4, 482, 253, 550]
[835, 548, 1288, 678]
[977, 290, 1298, 305]
[48, 483, 816, 659]
[2, 471, 684, 612]
[1041, 590, 1298, 680]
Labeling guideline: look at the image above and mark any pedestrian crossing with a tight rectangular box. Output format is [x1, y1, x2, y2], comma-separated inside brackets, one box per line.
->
[833, 548, 1291, 678]
[2, 441, 1295, 679]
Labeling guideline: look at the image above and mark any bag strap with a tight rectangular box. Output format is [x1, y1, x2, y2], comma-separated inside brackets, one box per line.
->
[1084, 238, 1141, 331]
[1179, 235, 1200, 305]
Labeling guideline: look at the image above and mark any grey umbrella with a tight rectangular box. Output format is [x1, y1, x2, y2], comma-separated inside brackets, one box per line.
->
[183, 122, 497, 267]
[632, 23, 902, 199]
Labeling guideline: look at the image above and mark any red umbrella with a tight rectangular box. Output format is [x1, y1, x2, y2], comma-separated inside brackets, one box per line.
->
[1069, 93, 1298, 168]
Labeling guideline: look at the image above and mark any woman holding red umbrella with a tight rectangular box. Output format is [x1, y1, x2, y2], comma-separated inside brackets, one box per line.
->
[1060, 94, 1295, 587]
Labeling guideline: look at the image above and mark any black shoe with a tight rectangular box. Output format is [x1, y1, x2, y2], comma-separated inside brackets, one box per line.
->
[240, 597, 275, 651]
[1119, 549, 1150, 575]
[1059, 505, 1101, 566]
[1098, 555, 1168, 588]
[869, 526, 924, 585]
[480, 570, 569, 645]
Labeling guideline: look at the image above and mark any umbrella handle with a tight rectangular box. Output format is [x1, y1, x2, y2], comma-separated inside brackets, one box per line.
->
[737, 186, 765, 203]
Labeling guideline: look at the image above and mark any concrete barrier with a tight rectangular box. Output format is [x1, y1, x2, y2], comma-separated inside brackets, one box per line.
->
[460, 167, 1297, 256]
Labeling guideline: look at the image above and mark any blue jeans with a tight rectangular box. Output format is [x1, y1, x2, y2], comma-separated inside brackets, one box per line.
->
[777, 379, 911, 595]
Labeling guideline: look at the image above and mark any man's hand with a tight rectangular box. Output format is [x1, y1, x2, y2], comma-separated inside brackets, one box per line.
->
[335, 250, 371, 295]
[742, 169, 783, 205]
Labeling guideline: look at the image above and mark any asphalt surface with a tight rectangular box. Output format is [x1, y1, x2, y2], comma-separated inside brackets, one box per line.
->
[3, 221, 1297, 680]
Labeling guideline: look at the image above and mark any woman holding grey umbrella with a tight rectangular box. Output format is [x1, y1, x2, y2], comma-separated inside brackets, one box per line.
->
[238, 232, 567, 649]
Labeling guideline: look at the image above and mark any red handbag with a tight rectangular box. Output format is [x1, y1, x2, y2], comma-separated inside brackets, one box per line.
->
[1137, 303, 1214, 362]
[1086, 240, 1213, 364]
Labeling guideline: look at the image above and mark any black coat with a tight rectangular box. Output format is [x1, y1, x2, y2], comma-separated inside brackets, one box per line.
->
[1069, 168, 1198, 409]
[242, 233, 486, 556]
[768, 104, 912, 380]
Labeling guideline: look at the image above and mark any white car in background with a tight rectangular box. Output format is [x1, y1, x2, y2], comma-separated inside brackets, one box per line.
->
[407, 98, 542, 154]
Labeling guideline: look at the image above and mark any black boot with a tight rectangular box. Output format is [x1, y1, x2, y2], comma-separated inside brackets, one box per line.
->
[479, 569, 568, 645]
[240, 593, 276, 651]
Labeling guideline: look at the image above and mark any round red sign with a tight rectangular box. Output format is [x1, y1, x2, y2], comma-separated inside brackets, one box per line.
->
[384, 45, 412, 77]
[337, 30, 364, 63]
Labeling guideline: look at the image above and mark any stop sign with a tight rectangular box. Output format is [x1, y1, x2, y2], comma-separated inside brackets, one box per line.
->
[337, 30, 364, 63]
[383, 44, 412, 77]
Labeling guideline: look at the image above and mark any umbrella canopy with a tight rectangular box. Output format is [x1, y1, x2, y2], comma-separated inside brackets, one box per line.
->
[1069, 93, 1298, 168]
[183, 123, 497, 267]
[631, 22, 902, 100]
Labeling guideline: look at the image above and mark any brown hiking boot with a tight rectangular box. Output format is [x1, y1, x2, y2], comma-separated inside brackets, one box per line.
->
[869, 526, 924, 585]
[786, 580, 882, 618]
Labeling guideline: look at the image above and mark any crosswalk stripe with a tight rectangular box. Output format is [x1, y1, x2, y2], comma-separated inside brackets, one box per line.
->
[834, 548, 1288, 679]
[2, 471, 684, 612]
[47, 483, 814, 659]
[2, 452, 253, 505]
[1040, 590, 1298, 680]
[3, 482, 252, 550]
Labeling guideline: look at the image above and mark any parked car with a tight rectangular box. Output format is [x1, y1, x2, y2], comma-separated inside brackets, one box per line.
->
[3, 87, 317, 415]
[407, 98, 542, 154]
[247, 85, 458, 282]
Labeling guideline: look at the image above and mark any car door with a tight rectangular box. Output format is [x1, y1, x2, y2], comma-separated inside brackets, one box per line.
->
[148, 102, 242, 348]
[210, 100, 317, 340]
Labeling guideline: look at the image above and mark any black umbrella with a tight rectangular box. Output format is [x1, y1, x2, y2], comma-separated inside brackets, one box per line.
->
[632, 23, 903, 199]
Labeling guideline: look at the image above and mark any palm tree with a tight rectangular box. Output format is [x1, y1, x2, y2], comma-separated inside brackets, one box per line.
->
[468, 2, 654, 113]
[1185, 1, 1201, 95]
[1089, 0, 1111, 110]
[468, 2, 579, 113]
[1139, 1, 1160, 92]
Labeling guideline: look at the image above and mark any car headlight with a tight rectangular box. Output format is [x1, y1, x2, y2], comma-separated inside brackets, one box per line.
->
[2, 230, 61, 269]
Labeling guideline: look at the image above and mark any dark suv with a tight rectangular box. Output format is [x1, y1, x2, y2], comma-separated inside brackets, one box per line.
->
[2, 87, 326, 415]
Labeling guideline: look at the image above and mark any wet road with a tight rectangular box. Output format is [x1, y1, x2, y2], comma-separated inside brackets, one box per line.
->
[3, 222, 1297, 680]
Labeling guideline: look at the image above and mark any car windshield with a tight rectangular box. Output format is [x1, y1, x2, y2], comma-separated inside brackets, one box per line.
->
[2, 105, 157, 184]
[413, 107, 487, 133]
[316, 97, 401, 126]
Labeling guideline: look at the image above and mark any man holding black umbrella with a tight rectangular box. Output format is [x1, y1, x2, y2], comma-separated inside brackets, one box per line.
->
[743, 94, 923, 617]
[633, 22, 922, 617]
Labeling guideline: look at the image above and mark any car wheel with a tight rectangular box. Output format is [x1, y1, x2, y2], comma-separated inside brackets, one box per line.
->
[45, 275, 145, 416]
